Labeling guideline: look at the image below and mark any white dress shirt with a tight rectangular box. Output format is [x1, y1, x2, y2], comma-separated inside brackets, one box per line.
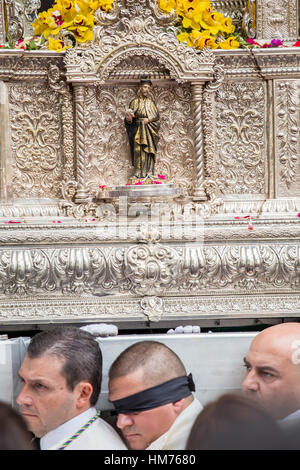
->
[40, 407, 127, 450]
[147, 397, 203, 450]
[280, 409, 300, 423]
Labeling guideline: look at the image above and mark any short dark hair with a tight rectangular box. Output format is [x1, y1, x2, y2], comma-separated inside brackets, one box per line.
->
[27, 327, 102, 406]
[109, 341, 186, 386]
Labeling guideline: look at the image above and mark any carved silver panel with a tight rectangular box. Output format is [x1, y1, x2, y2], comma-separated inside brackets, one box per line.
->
[0, 243, 299, 299]
[7, 83, 64, 199]
[215, 80, 267, 195]
[255, 0, 299, 41]
[274, 79, 300, 197]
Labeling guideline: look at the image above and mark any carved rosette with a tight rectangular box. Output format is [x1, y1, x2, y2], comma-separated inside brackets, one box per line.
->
[124, 244, 181, 295]
[140, 296, 164, 322]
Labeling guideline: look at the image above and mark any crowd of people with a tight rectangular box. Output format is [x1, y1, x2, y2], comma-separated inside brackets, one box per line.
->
[1, 322, 300, 450]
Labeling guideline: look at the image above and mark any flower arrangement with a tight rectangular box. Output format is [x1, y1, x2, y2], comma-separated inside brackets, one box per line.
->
[158, 0, 241, 50]
[0, 0, 299, 52]
[31, 0, 114, 51]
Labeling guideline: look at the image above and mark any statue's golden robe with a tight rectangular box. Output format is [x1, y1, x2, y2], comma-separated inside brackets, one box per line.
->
[125, 95, 160, 179]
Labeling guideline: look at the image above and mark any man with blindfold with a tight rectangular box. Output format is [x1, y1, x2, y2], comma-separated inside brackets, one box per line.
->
[108, 341, 203, 450]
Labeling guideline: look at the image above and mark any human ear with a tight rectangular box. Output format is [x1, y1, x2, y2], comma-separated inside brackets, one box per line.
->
[74, 381, 93, 409]
[172, 398, 186, 415]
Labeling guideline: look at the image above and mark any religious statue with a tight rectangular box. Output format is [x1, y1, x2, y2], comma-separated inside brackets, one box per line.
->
[125, 78, 160, 181]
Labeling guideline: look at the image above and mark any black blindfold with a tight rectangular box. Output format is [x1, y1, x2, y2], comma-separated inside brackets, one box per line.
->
[110, 373, 196, 414]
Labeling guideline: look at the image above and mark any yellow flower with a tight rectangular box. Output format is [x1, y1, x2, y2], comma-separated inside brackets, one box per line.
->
[192, 30, 218, 49]
[76, 0, 113, 13]
[182, 16, 199, 29]
[73, 12, 94, 27]
[55, 0, 74, 10]
[199, 9, 224, 35]
[219, 17, 235, 34]
[177, 0, 210, 22]
[48, 37, 72, 51]
[32, 11, 49, 35]
[73, 25, 94, 42]
[42, 10, 65, 38]
[218, 36, 240, 49]
[158, 0, 176, 13]
[177, 31, 189, 43]
[98, 0, 114, 12]
[177, 31, 194, 47]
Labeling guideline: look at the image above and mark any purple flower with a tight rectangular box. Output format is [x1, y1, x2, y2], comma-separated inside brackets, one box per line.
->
[270, 39, 283, 47]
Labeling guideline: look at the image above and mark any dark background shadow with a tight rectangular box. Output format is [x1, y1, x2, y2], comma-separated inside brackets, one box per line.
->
[38, 0, 55, 12]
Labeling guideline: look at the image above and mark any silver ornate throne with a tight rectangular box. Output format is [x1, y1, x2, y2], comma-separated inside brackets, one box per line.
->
[0, 0, 299, 330]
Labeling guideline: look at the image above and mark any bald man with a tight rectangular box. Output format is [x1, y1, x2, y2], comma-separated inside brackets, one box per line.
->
[108, 341, 203, 450]
[242, 323, 300, 427]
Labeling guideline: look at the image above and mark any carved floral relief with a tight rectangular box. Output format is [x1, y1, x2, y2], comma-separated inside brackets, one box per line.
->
[0, 244, 300, 298]
[275, 80, 300, 197]
[7, 84, 64, 199]
[215, 80, 266, 195]
[255, 0, 298, 41]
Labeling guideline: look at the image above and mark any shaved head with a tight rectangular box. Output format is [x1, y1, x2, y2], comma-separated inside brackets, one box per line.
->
[108, 341, 193, 449]
[109, 341, 186, 386]
[242, 323, 300, 419]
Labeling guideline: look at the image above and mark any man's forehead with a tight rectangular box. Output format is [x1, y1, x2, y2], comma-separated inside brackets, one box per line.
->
[251, 332, 300, 356]
[109, 368, 147, 399]
[247, 337, 296, 369]
[19, 353, 65, 378]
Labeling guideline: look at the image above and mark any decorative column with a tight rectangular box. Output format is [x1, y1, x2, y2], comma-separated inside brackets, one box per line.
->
[0, 1, 5, 44]
[0, 81, 9, 201]
[191, 81, 207, 201]
[74, 85, 91, 203]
